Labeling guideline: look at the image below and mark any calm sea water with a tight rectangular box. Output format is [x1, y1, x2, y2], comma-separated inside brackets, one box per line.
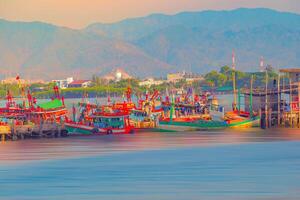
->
[0, 97, 300, 199]
[0, 128, 300, 200]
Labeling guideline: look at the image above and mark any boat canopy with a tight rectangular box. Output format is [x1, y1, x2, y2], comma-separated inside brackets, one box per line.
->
[37, 99, 63, 110]
[91, 112, 129, 118]
[216, 86, 233, 92]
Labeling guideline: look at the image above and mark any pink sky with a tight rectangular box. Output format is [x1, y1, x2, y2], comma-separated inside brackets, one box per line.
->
[1, 0, 299, 28]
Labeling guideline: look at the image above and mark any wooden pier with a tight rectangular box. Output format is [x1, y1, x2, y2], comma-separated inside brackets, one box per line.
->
[243, 68, 300, 129]
[1, 122, 68, 142]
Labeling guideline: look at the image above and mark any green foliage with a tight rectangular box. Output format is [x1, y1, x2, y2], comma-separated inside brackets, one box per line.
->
[202, 65, 278, 89]
[33, 86, 127, 98]
[205, 70, 228, 87]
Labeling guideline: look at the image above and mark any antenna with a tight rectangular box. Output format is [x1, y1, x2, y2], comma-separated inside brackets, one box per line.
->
[260, 56, 265, 72]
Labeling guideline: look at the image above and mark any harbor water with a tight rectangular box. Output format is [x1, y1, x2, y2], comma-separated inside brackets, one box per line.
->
[0, 97, 299, 200]
[0, 128, 300, 200]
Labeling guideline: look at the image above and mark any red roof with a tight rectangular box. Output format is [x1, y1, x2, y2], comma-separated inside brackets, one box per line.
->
[69, 80, 90, 85]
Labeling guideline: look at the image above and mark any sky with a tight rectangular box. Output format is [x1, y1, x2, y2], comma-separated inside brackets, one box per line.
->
[1, 0, 299, 29]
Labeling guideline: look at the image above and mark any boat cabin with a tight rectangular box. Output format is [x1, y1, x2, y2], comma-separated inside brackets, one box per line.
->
[91, 112, 133, 133]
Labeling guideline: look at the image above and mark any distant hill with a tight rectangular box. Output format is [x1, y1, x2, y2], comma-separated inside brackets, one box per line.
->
[1, 8, 300, 80]
[0, 19, 172, 80]
[87, 8, 300, 72]
[134, 24, 300, 73]
[86, 8, 300, 41]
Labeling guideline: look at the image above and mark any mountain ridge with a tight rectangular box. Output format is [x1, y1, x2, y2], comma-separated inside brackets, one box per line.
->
[0, 8, 299, 80]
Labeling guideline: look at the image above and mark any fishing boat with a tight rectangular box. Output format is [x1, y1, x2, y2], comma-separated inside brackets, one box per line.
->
[160, 89, 211, 123]
[130, 90, 162, 129]
[66, 88, 135, 135]
[158, 92, 259, 132]
[224, 111, 260, 128]
[65, 111, 134, 135]
[0, 90, 28, 119]
[29, 98, 68, 123]
[218, 51, 260, 128]
[26, 86, 68, 123]
[0, 84, 69, 140]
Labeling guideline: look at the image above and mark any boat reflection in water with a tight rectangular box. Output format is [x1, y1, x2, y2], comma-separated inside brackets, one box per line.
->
[0, 129, 300, 200]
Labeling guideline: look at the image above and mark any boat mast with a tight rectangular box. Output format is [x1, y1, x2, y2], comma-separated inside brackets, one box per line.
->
[263, 57, 268, 128]
[277, 73, 280, 126]
[250, 75, 253, 118]
[232, 50, 237, 111]
[170, 94, 175, 123]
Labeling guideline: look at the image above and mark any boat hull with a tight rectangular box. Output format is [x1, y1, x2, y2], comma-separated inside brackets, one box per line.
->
[158, 117, 260, 132]
[228, 117, 260, 128]
[65, 122, 133, 135]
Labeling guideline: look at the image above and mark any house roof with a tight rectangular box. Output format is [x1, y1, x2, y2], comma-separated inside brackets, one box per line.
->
[279, 68, 300, 73]
[69, 80, 90, 85]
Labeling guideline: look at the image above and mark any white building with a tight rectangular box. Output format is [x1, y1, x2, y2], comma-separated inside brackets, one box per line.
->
[68, 80, 92, 88]
[52, 77, 74, 89]
[139, 78, 165, 87]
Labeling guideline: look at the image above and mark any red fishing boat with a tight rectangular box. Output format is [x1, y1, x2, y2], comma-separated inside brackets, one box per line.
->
[65, 111, 134, 135]
[26, 86, 68, 123]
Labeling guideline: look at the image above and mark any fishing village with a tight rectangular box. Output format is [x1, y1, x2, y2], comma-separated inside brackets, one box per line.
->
[1, 3, 300, 200]
[0, 55, 299, 142]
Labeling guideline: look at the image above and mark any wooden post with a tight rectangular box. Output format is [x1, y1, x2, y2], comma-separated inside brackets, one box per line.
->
[282, 75, 286, 127]
[265, 70, 268, 128]
[233, 69, 237, 111]
[289, 75, 293, 127]
[269, 108, 272, 128]
[277, 74, 281, 126]
[298, 82, 300, 128]
[170, 95, 174, 123]
[1, 134, 5, 143]
[238, 89, 241, 112]
[259, 108, 262, 129]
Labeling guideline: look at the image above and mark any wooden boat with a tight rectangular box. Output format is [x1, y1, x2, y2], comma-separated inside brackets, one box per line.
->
[130, 90, 162, 129]
[224, 111, 260, 128]
[66, 87, 135, 135]
[158, 95, 259, 132]
[160, 92, 211, 123]
[29, 98, 68, 123]
[65, 111, 134, 135]
[0, 91, 28, 119]
[130, 108, 160, 129]
[158, 116, 260, 132]
[0, 87, 69, 140]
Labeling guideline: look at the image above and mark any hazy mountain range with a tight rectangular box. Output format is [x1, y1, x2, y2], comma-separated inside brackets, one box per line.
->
[0, 8, 300, 80]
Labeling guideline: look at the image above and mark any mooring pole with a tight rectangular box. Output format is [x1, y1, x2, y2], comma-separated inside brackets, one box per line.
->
[238, 89, 241, 112]
[289, 75, 293, 127]
[1, 134, 5, 143]
[277, 73, 281, 126]
[170, 95, 175, 123]
[250, 75, 253, 118]
[298, 82, 300, 128]
[265, 69, 268, 128]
